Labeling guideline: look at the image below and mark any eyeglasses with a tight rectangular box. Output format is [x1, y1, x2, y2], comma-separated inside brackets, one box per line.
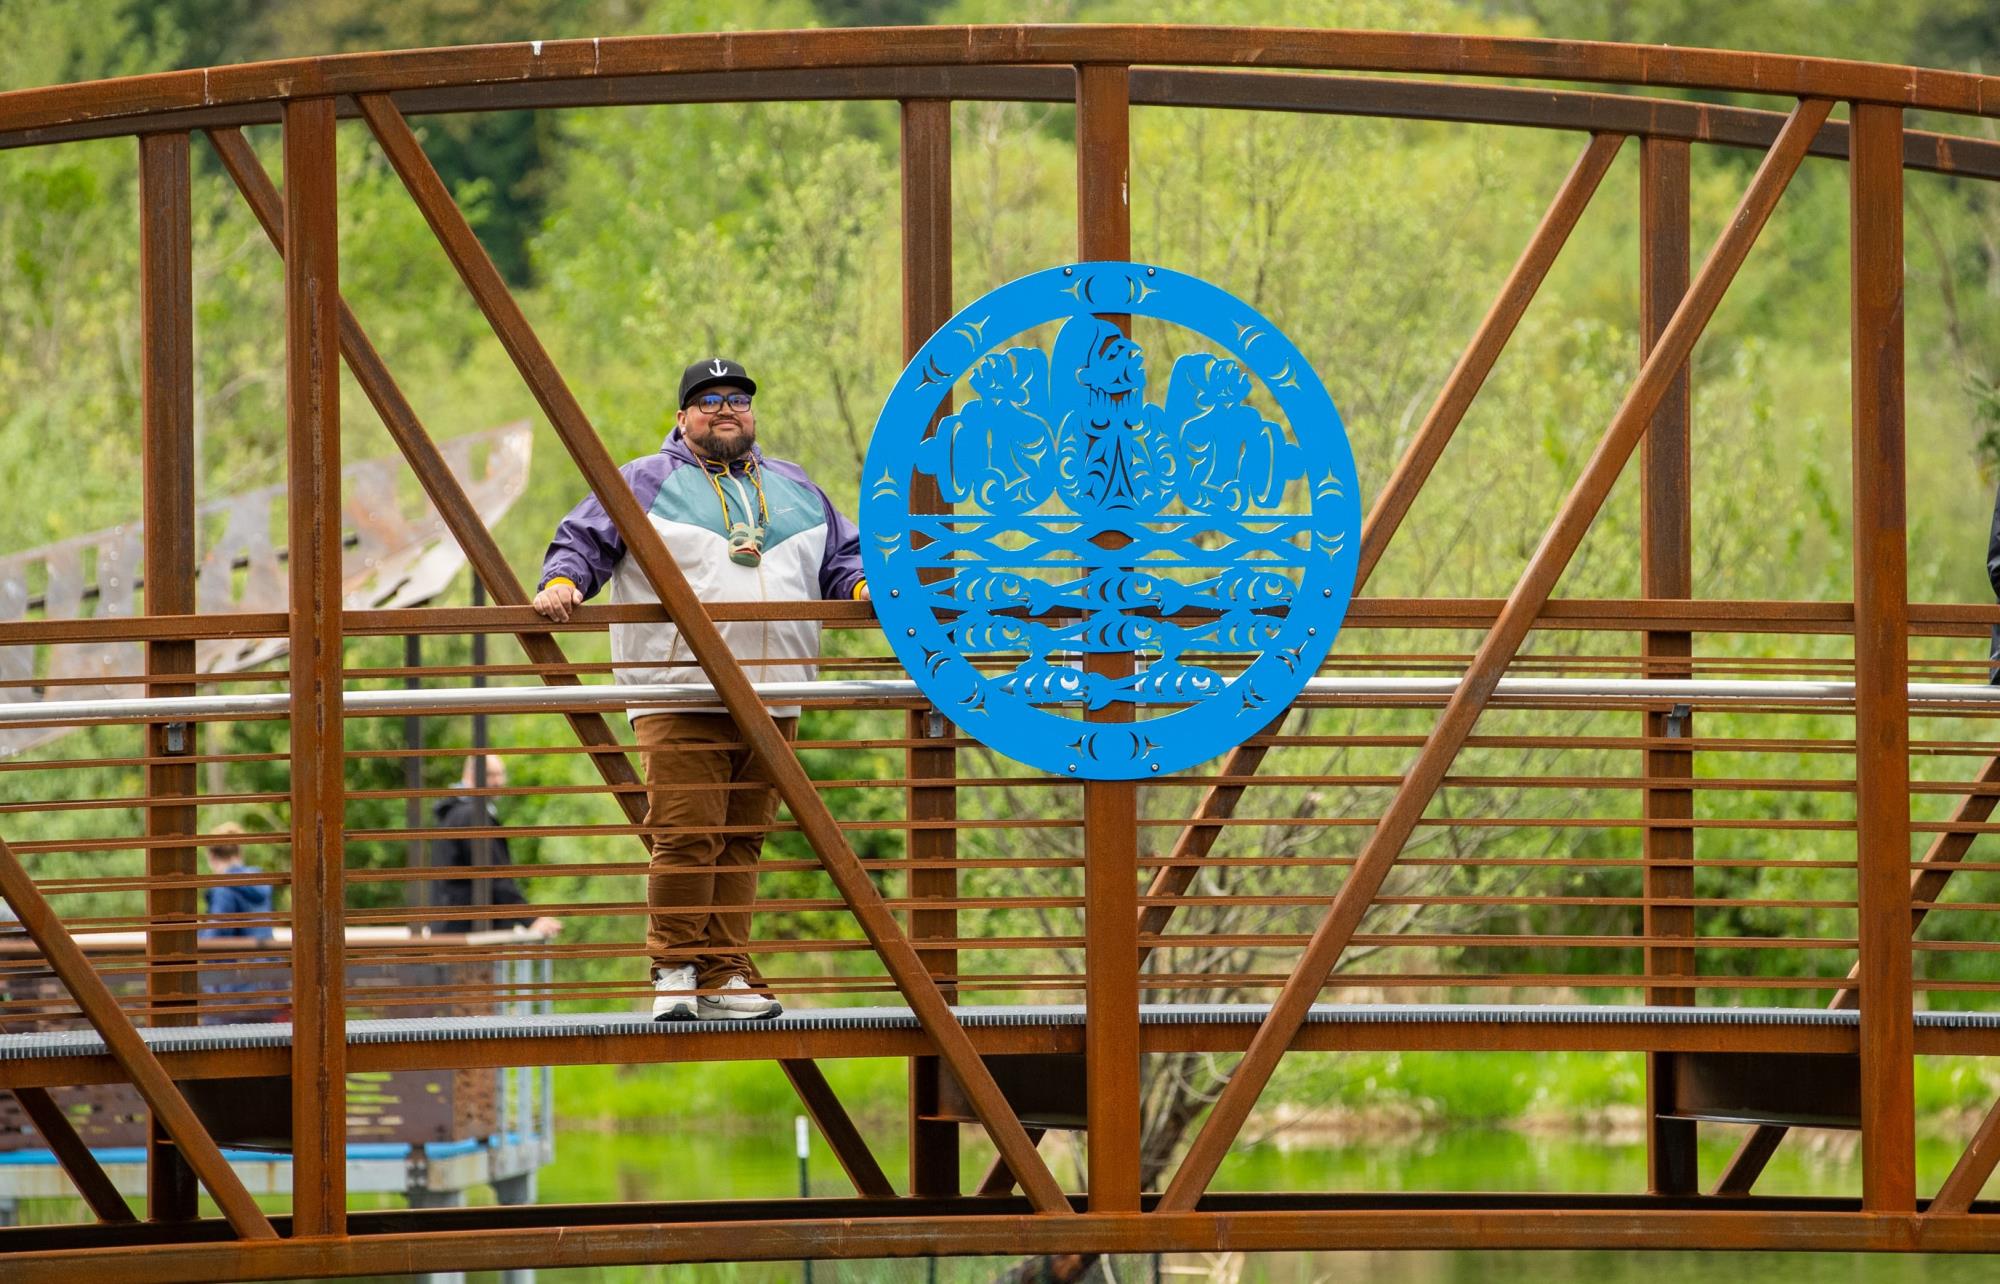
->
[691, 393, 753, 415]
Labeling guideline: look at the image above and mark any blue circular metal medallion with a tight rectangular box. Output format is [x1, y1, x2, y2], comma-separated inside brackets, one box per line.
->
[861, 262, 1360, 779]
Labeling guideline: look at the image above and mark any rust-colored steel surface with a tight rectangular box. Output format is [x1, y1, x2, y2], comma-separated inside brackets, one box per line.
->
[2, 22, 1999, 1279]
[1639, 133, 1698, 1198]
[282, 95, 348, 1241]
[137, 127, 201, 1223]
[900, 92, 962, 1202]
[1849, 100, 1917, 1213]
[1075, 59, 1145, 1218]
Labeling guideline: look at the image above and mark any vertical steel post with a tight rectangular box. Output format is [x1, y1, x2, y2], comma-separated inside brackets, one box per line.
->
[1638, 136, 1698, 1197]
[901, 96, 961, 1199]
[139, 128, 201, 1222]
[406, 632, 424, 914]
[284, 95, 348, 1237]
[472, 578, 494, 931]
[1077, 61, 1142, 1213]
[1849, 100, 1915, 1213]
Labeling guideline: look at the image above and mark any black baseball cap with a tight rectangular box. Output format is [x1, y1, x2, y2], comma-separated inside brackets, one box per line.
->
[679, 357, 757, 408]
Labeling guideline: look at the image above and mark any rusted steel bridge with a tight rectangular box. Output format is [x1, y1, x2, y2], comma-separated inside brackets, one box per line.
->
[2, 22, 1999, 1280]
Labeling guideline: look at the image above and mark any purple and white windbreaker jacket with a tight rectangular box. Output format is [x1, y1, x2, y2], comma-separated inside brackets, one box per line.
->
[538, 431, 865, 718]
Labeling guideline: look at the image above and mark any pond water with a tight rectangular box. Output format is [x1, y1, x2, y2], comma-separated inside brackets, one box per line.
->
[9, 1107, 1991, 1280]
[526, 1124, 1996, 1283]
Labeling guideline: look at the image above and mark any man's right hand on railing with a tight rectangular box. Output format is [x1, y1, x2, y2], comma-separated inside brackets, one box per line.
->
[532, 579, 582, 622]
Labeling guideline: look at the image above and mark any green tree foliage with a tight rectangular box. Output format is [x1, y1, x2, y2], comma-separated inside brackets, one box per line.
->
[9, 0, 2000, 1152]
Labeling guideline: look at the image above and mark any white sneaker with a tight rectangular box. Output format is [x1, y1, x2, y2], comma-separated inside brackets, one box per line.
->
[651, 964, 698, 1021]
[697, 975, 782, 1021]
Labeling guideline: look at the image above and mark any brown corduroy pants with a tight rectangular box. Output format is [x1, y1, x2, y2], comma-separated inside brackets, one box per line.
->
[635, 711, 796, 984]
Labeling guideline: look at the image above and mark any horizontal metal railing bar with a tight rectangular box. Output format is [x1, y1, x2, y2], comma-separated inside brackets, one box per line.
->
[1142, 933, 1856, 951]
[9, 925, 1884, 965]
[349, 815, 1861, 838]
[6, 675, 2000, 727]
[5, 597, 2000, 649]
[0, 812, 1897, 861]
[0, 671, 290, 694]
[3, 854, 1872, 904]
[338, 654, 1947, 683]
[32, 766, 1994, 816]
[8, 897, 1874, 939]
[0, 819, 1961, 863]
[25, 733, 2000, 774]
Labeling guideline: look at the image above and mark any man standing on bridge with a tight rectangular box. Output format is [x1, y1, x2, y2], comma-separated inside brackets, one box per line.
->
[531, 358, 867, 1021]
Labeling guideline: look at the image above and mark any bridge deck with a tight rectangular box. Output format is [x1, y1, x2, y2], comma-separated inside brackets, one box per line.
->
[5, 1004, 1996, 1090]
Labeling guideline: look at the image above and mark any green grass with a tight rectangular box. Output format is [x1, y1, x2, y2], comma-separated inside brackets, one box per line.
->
[557, 1050, 2000, 1135]
[556, 1057, 909, 1130]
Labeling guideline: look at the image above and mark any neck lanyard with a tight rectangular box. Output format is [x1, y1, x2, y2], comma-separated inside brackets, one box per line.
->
[701, 457, 769, 566]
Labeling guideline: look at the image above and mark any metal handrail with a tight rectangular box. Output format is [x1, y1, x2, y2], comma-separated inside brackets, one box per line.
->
[3, 675, 1997, 727]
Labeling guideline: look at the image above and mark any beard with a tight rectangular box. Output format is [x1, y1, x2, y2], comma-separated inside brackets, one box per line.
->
[689, 421, 755, 462]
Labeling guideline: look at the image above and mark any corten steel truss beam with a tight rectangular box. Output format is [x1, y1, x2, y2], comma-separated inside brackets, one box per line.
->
[200, 126, 893, 1203]
[137, 128, 202, 1223]
[979, 1129, 1046, 1197]
[1076, 61, 1144, 1215]
[0, 1190, 1956, 1257]
[1848, 101, 1915, 1213]
[13, 1204, 2000, 1280]
[39, 1014, 2000, 1098]
[354, 93, 1069, 1213]
[283, 95, 347, 1239]
[8, 28, 2000, 134]
[8, 67, 2000, 186]
[1932, 1093, 2000, 1213]
[899, 94, 962, 1201]
[1134, 132, 1624, 979]
[1638, 135, 1698, 1198]
[9, 1088, 137, 1224]
[0, 833, 275, 1238]
[1155, 97, 1835, 1214]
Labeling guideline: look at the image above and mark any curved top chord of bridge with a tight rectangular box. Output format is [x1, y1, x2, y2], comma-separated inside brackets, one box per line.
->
[1, 21, 1998, 1282]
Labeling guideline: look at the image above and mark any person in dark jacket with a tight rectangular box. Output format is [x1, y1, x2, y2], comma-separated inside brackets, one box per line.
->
[430, 755, 561, 937]
[200, 822, 278, 1024]
[200, 822, 273, 941]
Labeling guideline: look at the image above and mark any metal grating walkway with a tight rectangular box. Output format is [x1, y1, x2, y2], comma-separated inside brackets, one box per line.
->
[4, 1003, 1994, 1063]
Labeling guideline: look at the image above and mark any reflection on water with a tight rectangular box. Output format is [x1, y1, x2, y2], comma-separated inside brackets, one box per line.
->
[5, 1114, 1985, 1280]
[529, 1125, 1994, 1283]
